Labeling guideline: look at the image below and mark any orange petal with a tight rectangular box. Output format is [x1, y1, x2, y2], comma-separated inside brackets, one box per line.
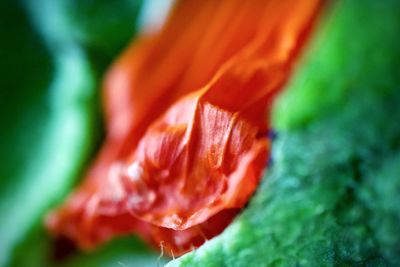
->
[46, 0, 323, 256]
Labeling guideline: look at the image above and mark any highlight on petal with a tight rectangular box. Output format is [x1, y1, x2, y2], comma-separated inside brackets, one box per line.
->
[46, 0, 323, 256]
[120, 92, 269, 230]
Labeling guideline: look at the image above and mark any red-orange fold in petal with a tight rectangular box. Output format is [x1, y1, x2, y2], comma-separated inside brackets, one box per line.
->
[46, 0, 322, 256]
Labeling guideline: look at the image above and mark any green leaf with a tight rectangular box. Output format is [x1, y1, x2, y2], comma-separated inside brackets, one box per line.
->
[168, 0, 400, 266]
[0, 3, 97, 267]
[59, 237, 166, 267]
[25, 0, 142, 71]
[0, 0, 144, 266]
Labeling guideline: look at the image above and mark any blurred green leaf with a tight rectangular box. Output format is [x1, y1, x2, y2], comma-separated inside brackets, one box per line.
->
[59, 237, 166, 267]
[25, 0, 142, 71]
[10, 229, 164, 267]
[0, 0, 144, 266]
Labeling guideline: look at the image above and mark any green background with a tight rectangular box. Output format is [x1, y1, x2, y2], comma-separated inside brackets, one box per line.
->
[0, 1, 164, 266]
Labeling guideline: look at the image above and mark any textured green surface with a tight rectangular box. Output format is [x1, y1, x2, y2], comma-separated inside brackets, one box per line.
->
[168, 0, 400, 266]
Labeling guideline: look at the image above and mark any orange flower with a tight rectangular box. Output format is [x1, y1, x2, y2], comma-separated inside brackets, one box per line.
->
[46, 0, 322, 256]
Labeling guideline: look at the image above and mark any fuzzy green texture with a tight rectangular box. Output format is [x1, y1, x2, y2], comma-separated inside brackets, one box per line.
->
[0, 3, 97, 266]
[168, 0, 400, 266]
[0, 1, 146, 266]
